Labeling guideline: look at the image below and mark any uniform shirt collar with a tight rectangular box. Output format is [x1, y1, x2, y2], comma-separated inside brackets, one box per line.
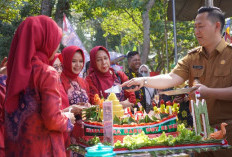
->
[215, 38, 227, 54]
[199, 38, 227, 58]
[199, 47, 208, 58]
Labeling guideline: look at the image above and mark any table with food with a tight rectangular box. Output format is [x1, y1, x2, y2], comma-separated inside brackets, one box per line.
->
[68, 88, 231, 157]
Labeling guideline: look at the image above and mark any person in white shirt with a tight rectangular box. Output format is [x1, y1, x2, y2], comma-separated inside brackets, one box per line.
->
[138, 64, 157, 113]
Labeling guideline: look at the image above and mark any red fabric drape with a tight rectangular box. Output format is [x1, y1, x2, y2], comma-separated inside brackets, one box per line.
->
[0, 81, 5, 157]
[88, 46, 116, 98]
[5, 15, 62, 113]
[49, 53, 63, 66]
[49, 53, 69, 110]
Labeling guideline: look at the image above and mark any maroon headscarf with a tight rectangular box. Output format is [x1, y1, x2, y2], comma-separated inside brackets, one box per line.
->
[49, 53, 63, 66]
[89, 46, 115, 97]
[61, 46, 85, 80]
[5, 15, 62, 113]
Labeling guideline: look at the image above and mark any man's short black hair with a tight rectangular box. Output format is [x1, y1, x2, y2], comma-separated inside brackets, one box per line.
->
[197, 6, 225, 33]
[127, 51, 139, 60]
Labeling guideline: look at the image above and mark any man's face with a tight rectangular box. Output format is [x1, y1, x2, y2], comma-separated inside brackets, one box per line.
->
[128, 54, 141, 72]
[194, 12, 220, 47]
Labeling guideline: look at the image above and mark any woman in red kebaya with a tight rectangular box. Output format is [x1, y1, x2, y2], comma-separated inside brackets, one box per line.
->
[86, 46, 136, 108]
[49, 53, 70, 110]
[49, 53, 73, 157]
[61, 46, 90, 108]
[4, 15, 76, 157]
[0, 74, 6, 157]
[60, 46, 90, 155]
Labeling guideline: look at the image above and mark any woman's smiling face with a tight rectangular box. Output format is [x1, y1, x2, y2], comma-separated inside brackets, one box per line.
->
[72, 51, 84, 74]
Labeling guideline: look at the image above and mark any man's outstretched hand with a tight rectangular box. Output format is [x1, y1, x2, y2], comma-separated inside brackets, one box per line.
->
[121, 77, 145, 92]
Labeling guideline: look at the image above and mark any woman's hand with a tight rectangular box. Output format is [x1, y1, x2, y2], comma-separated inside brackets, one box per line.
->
[63, 105, 84, 115]
[84, 102, 91, 107]
[121, 77, 145, 92]
[78, 102, 91, 107]
[63, 112, 75, 124]
[120, 99, 134, 110]
[71, 104, 86, 115]
[0, 57, 7, 75]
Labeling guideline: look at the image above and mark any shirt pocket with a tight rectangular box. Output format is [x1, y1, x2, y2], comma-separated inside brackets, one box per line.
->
[192, 68, 204, 77]
[214, 64, 231, 87]
[214, 66, 230, 76]
[190, 67, 205, 85]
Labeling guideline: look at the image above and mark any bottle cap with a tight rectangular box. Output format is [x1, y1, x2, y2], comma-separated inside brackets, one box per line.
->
[85, 143, 116, 157]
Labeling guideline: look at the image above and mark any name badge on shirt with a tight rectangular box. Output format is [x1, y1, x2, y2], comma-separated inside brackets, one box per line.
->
[192, 65, 203, 69]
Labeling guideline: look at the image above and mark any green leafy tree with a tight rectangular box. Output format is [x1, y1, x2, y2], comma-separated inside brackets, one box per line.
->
[71, 0, 155, 62]
[0, 0, 199, 73]
[0, 0, 24, 23]
[0, 0, 41, 61]
[0, 20, 22, 60]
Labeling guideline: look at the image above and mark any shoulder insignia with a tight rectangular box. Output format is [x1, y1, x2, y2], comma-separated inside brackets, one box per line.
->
[187, 46, 201, 54]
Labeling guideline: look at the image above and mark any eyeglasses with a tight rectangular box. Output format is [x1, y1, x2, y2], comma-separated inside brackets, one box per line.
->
[53, 64, 63, 71]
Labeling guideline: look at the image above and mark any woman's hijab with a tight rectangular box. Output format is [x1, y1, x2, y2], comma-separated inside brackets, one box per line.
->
[49, 53, 63, 66]
[61, 45, 85, 80]
[5, 15, 62, 113]
[88, 46, 115, 97]
[139, 64, 150, 77]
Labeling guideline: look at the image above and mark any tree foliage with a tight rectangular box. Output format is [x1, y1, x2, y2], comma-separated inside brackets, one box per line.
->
[0, 0, 198, 73]
[101, 9, 143, 46]
[0, 0, 24, 23]
[0, 0, 42, 60]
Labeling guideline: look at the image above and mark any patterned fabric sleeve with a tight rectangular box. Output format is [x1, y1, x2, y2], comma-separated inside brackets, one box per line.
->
[78, 77, 90, 99]
[67, 119, 74, 132]
[117, 71, 136, 104]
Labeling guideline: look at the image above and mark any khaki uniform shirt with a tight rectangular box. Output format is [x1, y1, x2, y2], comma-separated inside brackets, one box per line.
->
[172, 39, 232, 125]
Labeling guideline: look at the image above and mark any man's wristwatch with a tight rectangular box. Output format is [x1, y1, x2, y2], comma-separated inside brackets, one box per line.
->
[143, 78, 148, 87]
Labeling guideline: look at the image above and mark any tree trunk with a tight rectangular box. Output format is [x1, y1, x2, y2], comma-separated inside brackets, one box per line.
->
[41, 0, 54, 16]
[141, 0, 155, 64]
[54, 0, 70, 28]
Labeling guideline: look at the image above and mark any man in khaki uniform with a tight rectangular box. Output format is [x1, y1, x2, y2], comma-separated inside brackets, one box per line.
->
[122, 6, 232, 156]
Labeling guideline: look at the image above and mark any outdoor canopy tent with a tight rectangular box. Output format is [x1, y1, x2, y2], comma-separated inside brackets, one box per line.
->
[166, 0, 232, 65]
[167, 0, 232, 21]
